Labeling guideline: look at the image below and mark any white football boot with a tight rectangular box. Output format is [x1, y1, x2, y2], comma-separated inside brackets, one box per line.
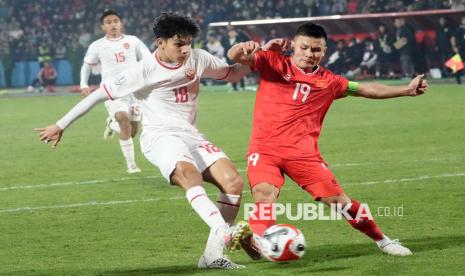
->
[103, 117, 115, 139]
[126, 166, 141, 174]
[377, 236, 413, 256]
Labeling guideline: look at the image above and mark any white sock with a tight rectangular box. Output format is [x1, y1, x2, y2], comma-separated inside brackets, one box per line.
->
[203, 192, 241, 261]
[110, 120, 121, 133]
[186, 186, 227, 229]
[119, 138, 136, 169]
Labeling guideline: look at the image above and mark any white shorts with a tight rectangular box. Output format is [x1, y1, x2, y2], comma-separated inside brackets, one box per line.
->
[140, 131, 228, 182]
[104, 96, 141, 122]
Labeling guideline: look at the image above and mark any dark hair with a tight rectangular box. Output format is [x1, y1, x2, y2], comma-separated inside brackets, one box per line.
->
[100, 9, 121, 24]
[295, 23, 327, 41]
[152, 12, 200, 39]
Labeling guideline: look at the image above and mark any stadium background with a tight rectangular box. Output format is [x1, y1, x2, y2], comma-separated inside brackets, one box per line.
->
[0, 0, 465, 88]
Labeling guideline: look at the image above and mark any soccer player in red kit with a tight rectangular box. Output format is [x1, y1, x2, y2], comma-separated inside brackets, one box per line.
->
[228, 23, 428, 257]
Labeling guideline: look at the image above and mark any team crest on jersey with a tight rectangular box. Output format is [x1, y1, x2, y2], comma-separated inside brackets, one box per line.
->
[282, 74, 291, 81]
[123, 43, 130, 49]
[315, 79, 328, 88]
[185, 68, 196, 80]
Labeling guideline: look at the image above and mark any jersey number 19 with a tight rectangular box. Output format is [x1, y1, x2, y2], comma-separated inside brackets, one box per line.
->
[293, 83, 311, 103]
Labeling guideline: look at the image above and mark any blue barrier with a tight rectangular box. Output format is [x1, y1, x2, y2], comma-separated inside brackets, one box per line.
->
[10, 59, 74, 87]
[26, 61, 40, 85]
[11, 61, 26, 87]
[54, 60, 73, 85]
[0, 62, 5, 87]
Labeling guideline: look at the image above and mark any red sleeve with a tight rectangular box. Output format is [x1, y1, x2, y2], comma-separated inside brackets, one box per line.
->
[251, 50, 279, 72]
[333, 74, 349, 99]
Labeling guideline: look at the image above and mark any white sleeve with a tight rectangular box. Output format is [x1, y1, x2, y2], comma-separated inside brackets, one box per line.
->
[135, 39, 151, 61]
[80, 63, 92, 88]
[83, 43, 99, 65]
[222, 63, 251, 82]
[197, 49, 232, 80]
[56, 89, 107, 130]
[101, 62, 147, 99]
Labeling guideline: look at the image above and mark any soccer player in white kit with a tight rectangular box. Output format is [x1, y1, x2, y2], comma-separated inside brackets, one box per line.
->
[80, 10, 151, 174]
[35, 13, 263, 269]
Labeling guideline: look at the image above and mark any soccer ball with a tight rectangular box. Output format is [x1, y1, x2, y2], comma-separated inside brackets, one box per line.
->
[259, 224, 306, 262]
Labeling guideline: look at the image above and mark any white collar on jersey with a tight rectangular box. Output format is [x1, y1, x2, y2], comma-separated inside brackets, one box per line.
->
[154, 50, 184, 69]
[105, 34, 125, 41]
[291, 58, 320, 75]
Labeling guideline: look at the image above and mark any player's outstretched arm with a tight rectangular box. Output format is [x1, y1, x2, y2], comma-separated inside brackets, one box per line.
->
[34, 88, 107, 148]
[227, 40, 261, 66]
[80, 63, 93, 97]
[353, 74, 428, 99]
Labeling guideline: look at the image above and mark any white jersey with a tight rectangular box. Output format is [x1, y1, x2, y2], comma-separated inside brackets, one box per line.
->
[83, 34, 150, 83]
[102, 49, 232, 133]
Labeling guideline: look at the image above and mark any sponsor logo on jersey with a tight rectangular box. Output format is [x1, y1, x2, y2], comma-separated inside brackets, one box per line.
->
[123, 43, 130, 49]
[282, 73, 291, 81]
[185, 68, 196, 80]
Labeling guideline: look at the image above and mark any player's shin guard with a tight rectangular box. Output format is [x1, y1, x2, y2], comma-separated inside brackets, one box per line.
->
[186, 186, 227, 229]
[216, 192, 241, 224]
[345, 199, 384, 241]
[249, 202, 276, 236]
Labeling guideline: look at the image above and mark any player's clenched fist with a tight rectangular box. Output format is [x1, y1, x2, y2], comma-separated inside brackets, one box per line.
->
[407, 74, 429, 96]
[238, 41, 261, 56]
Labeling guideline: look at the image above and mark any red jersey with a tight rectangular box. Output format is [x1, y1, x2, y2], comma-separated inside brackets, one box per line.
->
[249, 50, 348, 159]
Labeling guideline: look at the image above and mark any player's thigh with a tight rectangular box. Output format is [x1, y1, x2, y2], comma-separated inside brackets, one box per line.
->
[283, 158, 344, 201]
[129, 99, 141, 122]
[141, 133, 199, 183]
[191, 141, 229, 175]
[130, 121, 139, 137]
[202, 157, 244, 195]
[104, 99, 130, 119]
[247, 153, 285, 197]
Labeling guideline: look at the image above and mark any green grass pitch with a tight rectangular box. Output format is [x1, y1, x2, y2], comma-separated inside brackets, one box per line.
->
[0, 83, 464, 275]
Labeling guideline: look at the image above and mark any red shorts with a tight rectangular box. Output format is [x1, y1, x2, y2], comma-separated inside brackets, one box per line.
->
[247, 152, 344, 200]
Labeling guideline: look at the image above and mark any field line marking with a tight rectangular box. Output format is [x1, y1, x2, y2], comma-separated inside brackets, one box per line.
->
[1, 172, 464, 213]
[0, 175, 163, 191]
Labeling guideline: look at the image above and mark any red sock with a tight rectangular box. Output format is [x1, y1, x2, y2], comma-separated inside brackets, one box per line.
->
[345, 199, 384, 241]
[249, 202, 276, 236]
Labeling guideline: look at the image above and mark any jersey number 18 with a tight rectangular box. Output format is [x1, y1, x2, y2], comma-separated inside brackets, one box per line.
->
[174, 86, 188, 103]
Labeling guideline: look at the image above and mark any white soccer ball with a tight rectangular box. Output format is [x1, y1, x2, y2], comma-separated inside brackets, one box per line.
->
[259, 224, 306, 262]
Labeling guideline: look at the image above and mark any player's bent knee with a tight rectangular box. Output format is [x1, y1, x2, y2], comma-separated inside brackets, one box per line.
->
[115, 112, 130, 126]
[252, 183, 278, 203]
[171, 162, 203, 190]
[321, 193, 351, 206]
[222, 173, 244, 195]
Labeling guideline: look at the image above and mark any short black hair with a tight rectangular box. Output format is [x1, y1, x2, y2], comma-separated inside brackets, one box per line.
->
[295, 23, 327, 42]
[100, 9, 121, 24]
[152, 12, 200, 39]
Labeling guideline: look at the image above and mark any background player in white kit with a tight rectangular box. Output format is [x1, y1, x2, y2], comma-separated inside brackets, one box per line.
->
[80, 10, 151, 174]
[35, 13, 263, 269]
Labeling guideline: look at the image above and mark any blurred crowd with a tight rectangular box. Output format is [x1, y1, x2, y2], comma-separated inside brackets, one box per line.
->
[0, 0, 465, 87]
